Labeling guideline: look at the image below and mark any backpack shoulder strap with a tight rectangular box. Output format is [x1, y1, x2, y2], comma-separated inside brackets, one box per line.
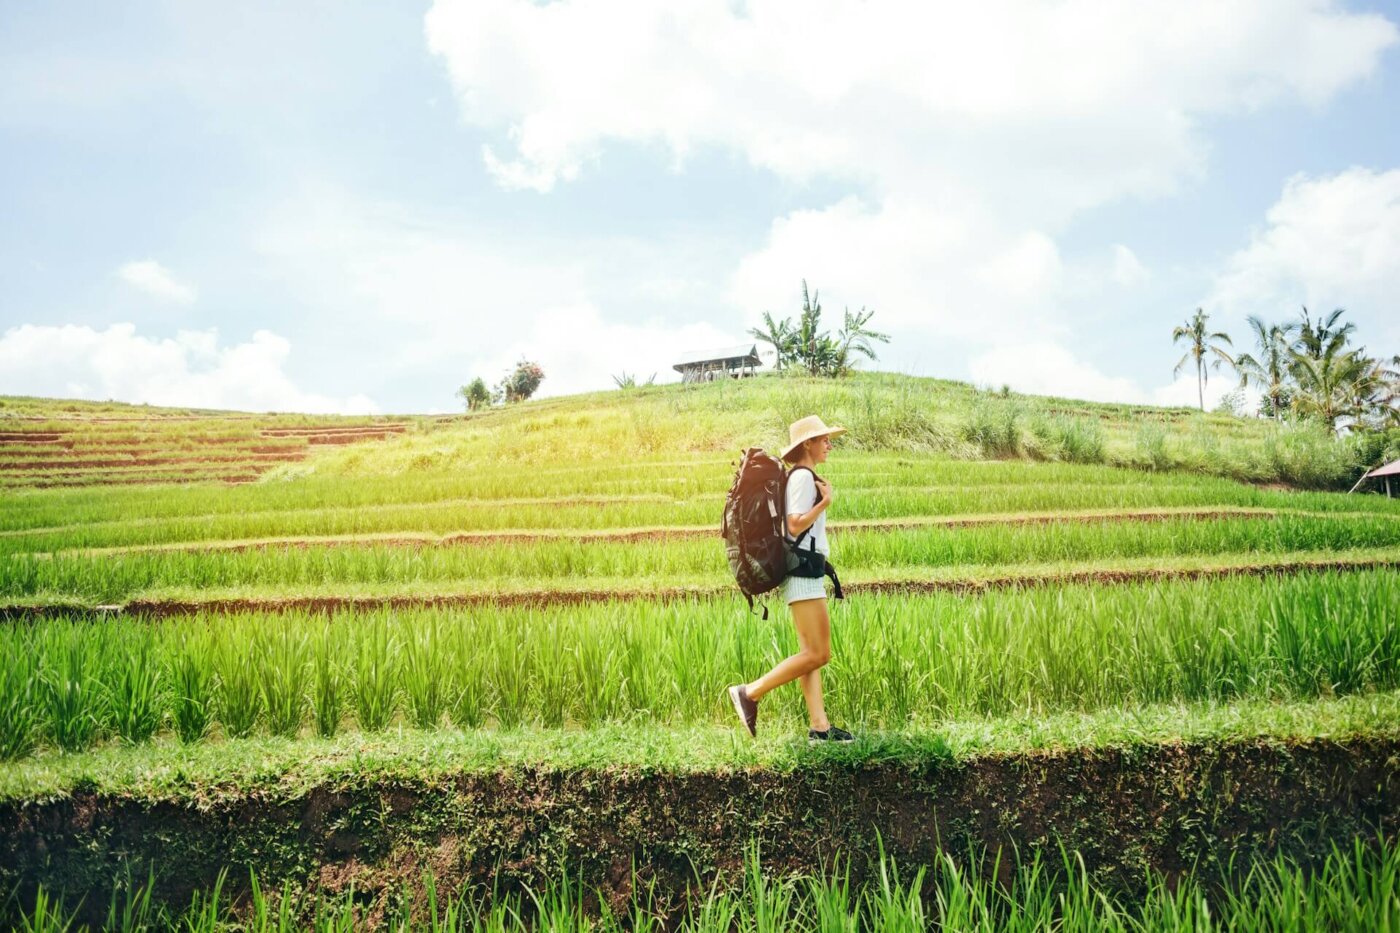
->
[784, 465, 820, 546]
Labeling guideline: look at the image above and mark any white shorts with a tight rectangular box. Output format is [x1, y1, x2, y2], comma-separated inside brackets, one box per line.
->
[781, 574, 827, 604]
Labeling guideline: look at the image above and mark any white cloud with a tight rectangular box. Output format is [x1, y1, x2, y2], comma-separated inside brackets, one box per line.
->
[727, 198, 1065, 341]
[425, 0, 1395, 216]
[969, 343, 1144, 404]
[117, 260, 197, 304]
[1205, 167, 1400, 348]
[969, 341, 1239, 409]
[473, 304, 737, 397]
[1111, 245, 1150, 287]
[251, 182, 746, 393]
[426, 0, 1396, 354]
[0, 323, 377, 414]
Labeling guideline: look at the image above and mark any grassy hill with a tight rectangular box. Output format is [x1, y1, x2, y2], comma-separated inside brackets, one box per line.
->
[2, 374, 1398, 927]
[268, 372, 1389, 490]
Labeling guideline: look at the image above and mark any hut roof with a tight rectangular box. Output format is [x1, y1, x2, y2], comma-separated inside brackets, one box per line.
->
[1365, 458, 1400, 479]
[672, 344, 761, 371]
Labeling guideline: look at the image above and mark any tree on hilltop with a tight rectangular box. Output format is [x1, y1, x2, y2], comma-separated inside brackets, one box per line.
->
[748, 311, 796, 371]
[837, 306, 890, 370]
[456, 378, 491, 412]
[1172, 308, 1234, 411]
[497, 359, 545, 403]
[1234, 316, 1296, 419]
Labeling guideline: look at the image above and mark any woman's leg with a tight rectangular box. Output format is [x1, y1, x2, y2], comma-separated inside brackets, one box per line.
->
[744, 597, 831, 729]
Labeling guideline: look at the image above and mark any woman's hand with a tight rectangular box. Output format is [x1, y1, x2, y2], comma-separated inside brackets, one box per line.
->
[816, 478, 834, 506]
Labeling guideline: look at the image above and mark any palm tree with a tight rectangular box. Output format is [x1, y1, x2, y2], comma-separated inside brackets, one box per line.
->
[794, 280, 841, 376]
[1293, 306, 1355, 363]
[1289, 339, 1368, 431]
[1233, 316, 1297, 419]
[836, 307, 890, 372]
[1172, 308, 1235, 411]
[748, 311, 795, 372]
[1347, 352, 1400, 431]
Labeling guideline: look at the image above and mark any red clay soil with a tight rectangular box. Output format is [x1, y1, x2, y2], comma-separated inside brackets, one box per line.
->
[88, 508, 1276, 556]
[3, 553, 1383, 621]
[0, 443, 303, 457]
[0, 453, 306, 471]
[0, 432, 68, 443]
[260, 424, 408, 437]
[5, 472, 262, 490]
[305, 431, 394, 442]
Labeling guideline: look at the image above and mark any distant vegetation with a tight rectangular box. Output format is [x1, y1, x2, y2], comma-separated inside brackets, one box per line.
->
[749, 280, 889, 376]
[457, 358, 545, 411]
[291, 371, 1399, 491]
[1175, 306, 1398, 436]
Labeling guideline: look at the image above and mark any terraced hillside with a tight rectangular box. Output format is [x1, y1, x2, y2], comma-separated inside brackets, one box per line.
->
[1, 377, 1398, 929]
[0, 395, 416, 489]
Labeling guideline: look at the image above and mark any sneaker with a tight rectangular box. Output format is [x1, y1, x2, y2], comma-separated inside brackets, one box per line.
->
[727, 684, 758, 737]
[808, 725, 855, 744]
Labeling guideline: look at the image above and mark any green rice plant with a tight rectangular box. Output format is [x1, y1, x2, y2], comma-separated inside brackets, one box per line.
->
[402, 618, 448, 729]
[311, 626, 344, 738]
[533, 617, 570, 728]
[215, 637, 262, 739]
[351, 621, 397, 731]
[168, 631, 215, 744]
[445, 621, 487, 730]
[10, 831, 1400, 930]
[0, 635, 40, 760]
[487, 622, 533, 730]
[258, 628, 310, 738]
[39, 626, 104, 753]
[106, 630, 162, 744]
[15, 508, 1400, 603]
[3, 569, 1397, 757]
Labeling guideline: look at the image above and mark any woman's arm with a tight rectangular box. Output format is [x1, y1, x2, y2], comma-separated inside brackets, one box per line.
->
[786, 479, 832, 536]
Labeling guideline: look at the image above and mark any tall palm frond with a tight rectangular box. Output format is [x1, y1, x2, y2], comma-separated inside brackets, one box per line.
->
[837, 306, 890, 371]
[747, 311, 795, 372]
[1172, 308, 1235, 411]
[1233, 316, 1297, 418]
[1289, 339, 1369, 431]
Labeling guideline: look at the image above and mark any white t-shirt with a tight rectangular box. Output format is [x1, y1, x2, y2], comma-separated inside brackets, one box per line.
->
[785, 468, 828, 556]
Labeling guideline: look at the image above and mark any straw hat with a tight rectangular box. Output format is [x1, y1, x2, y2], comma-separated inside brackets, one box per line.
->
[780, 414, 847, 460]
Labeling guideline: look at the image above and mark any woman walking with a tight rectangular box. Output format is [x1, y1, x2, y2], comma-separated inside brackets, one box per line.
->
[728, 415, 855, 743]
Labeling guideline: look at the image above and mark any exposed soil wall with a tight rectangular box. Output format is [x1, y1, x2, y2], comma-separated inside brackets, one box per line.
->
[1, 736, 1396, 925]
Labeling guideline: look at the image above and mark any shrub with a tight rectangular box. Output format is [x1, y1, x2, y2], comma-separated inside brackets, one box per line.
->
[960, 394, 1023, 457]
[1263, 421, 1360, 490]
[1029, 414, 1105, 464]
[497, 359, 545, 404]
[457, 378, 491, 412]
[1134, 421, 1172, 472]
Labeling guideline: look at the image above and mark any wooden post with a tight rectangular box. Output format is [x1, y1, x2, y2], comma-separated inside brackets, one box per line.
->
[1388, 477, 1393, 499]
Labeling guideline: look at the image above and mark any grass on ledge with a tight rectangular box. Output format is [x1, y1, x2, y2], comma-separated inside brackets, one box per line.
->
[3, 690, 1397, 805]
[58, 544, 1400, 607]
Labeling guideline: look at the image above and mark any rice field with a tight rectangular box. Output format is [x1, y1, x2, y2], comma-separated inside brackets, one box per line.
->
[12, 837, 1400, 932]
[2, 384, 1398, 928]
[0, 396, 414, 490]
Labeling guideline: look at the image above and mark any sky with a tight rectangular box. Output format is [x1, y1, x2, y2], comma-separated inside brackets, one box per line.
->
[2, 0, 1398, 414]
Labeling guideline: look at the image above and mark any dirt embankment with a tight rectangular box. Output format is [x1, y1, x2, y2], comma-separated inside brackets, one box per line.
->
[1, 735, 1395, 927]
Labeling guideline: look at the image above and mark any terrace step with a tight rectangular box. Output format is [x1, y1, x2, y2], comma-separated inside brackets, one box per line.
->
[6, 547, 1397, 618]
[2, 708, 1395, 927]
